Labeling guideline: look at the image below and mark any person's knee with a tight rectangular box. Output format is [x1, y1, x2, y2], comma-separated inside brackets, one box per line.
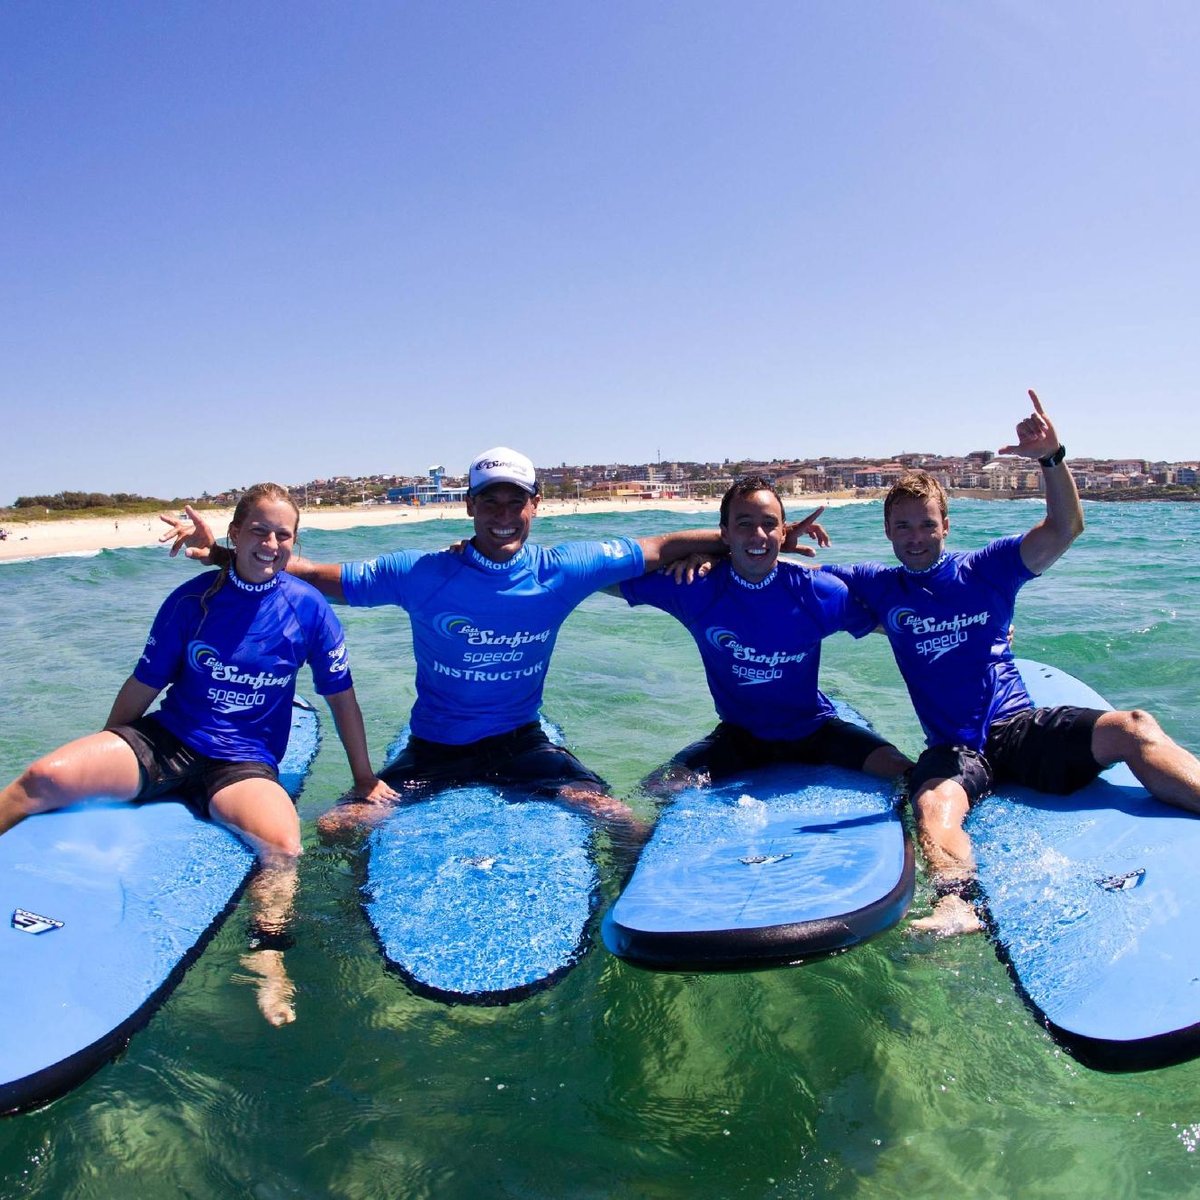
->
[912, 780, 969, 829]
[1098, 708, 1167, 758]
[259, 839, 303, 867]
[1123, 708, 1165, 744]
[10, 758, 67, 814]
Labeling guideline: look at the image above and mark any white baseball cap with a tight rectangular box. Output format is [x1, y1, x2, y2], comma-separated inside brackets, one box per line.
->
[468, 446, 539, 496]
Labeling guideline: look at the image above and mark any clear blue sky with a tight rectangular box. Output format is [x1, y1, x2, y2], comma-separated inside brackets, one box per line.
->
[3, 2, 1197, 502]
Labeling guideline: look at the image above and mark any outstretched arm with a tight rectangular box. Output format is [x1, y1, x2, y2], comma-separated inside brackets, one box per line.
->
[1001, 389, 1084, 574]
[281, 555, 347, 600]
[636, 503, 831, 574]
[636, 528, 725, 573]
[324, 688, 397, 802]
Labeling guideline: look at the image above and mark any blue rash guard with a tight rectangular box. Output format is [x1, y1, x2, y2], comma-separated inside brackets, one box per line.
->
[341, 538, 646, 744]
[134, 569, 352, 766]
[620, 560, 876, 742]
[825, 535, 1037, 751]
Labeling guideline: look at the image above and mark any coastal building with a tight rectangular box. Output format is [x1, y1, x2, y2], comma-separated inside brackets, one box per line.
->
[386, 466, 468, 506]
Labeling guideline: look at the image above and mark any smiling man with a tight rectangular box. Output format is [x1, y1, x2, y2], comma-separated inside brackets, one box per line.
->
[826, 392, 1200, 935]
[167, 447, 732, 835]
[617, 475, 910, 794]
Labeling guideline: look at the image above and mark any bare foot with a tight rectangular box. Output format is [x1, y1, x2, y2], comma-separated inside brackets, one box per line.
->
[909, 894, 983, 938]
[239, 950, 297, 1026]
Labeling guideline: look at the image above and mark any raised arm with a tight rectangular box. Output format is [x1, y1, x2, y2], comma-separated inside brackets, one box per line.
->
[1001, 389, 1084, 574]
[324, 687, 396, 802]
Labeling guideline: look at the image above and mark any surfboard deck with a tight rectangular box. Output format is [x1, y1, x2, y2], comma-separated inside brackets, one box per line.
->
[969, 659, 1200, 1071]
[364, 787, 598, 1004]
[602, 703, 914, 971]
[0, 698, 320, 1115]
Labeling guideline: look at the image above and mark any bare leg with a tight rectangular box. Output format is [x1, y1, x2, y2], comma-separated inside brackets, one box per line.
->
[210, 777, 302, 1026]
[237, 949, 294, 1028]
[1093, 710, 1200, 812]
[862, 745, 914, 780]
[316, 796, 397, 842]
[0, 732, 142, 835]
[639, 761, 710, 800]
[907, 777, 983, 937]
[556, 784, 652, 848]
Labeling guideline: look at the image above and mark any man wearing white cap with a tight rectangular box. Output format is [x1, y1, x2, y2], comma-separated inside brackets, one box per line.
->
[166, 446, 818, 835]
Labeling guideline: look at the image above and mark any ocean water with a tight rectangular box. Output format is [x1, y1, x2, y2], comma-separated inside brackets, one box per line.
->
[1, 500, 1198, 1199]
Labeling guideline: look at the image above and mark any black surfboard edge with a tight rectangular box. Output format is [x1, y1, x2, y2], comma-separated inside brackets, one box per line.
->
[601, 835, 915, 973]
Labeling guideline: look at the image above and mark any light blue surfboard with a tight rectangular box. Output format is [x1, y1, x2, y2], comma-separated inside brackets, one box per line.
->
[970, 659, 1200, 1071]
[602, 703, 914, 970]
[0, 698, 320, 1115]
[362, 721, 599, 1004]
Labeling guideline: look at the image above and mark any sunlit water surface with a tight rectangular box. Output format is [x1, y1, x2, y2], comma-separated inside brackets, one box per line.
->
[2, 501, 1199, 1198]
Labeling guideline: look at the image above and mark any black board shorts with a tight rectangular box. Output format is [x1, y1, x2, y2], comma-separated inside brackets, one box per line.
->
[909, 704, 1104, 806]
[380, 721, 608, 797]
[111, 715, 280, 818]
[664, 716, 894, 784]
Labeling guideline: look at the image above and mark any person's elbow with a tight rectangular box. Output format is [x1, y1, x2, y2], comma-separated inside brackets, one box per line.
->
[634, 536, 662, 573]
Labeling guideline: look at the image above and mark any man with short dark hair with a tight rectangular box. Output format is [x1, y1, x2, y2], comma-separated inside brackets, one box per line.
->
[618, 475, 911, 793]
[167, 446, 739, 836]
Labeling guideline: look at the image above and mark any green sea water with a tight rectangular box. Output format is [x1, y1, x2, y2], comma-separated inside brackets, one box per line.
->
[1, 500, 1199, 1199]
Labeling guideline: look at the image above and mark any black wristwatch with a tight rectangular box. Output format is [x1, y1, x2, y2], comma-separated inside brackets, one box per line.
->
[1038, 444, 1066, 468]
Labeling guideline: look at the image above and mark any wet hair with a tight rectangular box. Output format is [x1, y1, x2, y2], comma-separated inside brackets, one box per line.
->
[200, 483, 299, 616]
[884, 472, 948, 526]
[719, 475, 786, 527]
[230, 481, 299, 533]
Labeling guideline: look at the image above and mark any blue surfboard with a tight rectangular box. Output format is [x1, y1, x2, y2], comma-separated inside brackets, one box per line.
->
[364, 789, 597, 1004]
[970, 659, 1200, 1071]
[602, 703, 914, 970]
[0, 698, 320, 1115]
[362, 722, 598, 1004]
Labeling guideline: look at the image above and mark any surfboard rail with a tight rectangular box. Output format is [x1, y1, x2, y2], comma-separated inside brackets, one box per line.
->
[602, 845, 914, 971]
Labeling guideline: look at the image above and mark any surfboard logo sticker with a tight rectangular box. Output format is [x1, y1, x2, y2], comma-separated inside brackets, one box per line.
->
[11, 908, 65, 934]
[739, 854, 793, 867]
[1097, 868, 1145, 892]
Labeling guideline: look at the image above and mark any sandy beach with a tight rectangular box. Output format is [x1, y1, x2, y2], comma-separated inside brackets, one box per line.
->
[0, 495, 865, 564]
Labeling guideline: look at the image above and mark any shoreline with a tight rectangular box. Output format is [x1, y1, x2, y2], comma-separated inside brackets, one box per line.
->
[0, 495, 867, 564]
